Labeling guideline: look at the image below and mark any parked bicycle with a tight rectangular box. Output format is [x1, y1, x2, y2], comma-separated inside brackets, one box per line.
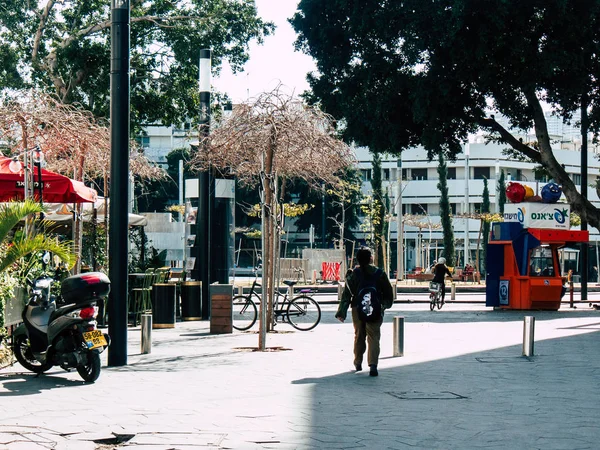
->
[232, 277, 321, 331]
[428, 281, 444, 310]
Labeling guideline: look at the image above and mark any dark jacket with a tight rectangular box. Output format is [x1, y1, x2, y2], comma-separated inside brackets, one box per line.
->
[432, 263, 452, 283]
[335, 265, 394, 320]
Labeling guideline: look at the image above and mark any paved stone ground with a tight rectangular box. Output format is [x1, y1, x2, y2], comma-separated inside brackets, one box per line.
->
[1, 301, 600, 449]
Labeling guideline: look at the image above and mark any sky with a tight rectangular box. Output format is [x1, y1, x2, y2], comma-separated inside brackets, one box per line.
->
[212, 0, 316, 103]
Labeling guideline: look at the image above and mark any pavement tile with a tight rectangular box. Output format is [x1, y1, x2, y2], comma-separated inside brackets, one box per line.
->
[128, 432, 226, 446]
[54, 441, 96, 450]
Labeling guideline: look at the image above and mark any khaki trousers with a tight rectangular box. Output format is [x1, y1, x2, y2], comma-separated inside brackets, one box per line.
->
[351, 307, 383, 367]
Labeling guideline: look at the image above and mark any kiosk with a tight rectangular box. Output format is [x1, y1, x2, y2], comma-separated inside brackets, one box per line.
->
[486, 202, 588, 310]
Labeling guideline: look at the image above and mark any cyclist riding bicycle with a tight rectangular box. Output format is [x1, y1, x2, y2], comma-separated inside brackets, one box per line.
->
[432, 257, 452, 303]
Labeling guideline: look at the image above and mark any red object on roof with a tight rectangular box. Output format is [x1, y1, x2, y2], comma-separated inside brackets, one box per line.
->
[528, 228, 589, 244]
[0, 156, 97, 203]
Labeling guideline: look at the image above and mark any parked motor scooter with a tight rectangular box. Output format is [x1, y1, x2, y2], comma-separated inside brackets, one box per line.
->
[12, 257, 111, 383]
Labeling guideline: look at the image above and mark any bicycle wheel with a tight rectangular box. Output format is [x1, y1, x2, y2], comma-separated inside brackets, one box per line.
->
[436, 292, 444, 310]
[429, 293, 435, 311]
[232, 295, 258, 331]
[286, 296, 321, 331]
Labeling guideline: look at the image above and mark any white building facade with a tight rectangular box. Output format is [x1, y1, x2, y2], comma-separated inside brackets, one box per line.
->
[141, 124, 600, 275]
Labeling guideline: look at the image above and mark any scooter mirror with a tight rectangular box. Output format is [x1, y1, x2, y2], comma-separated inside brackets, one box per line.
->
[42, 251, 51, 265]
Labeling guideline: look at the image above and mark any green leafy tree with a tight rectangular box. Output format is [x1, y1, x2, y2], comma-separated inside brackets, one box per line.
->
[498, 170, 507, 214]
[437, 153, 454, 266]
[481, 177, 491, 275]
[0, 1, 273, 128]
[292, 0, 600, 229]
[369, 153, 386, 266]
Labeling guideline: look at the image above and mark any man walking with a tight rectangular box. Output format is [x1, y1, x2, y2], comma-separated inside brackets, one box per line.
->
[335, 247, 394, 376]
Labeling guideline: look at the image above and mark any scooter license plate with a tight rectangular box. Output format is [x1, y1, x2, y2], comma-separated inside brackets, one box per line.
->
[83, 330, 107, 350]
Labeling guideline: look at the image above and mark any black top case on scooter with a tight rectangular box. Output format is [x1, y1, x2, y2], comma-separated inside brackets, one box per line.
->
[61, 272, 111, 304]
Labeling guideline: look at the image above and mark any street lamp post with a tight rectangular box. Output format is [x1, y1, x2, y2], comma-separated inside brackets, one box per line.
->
[108, 0, 130, 367]
[196, 48, 211, 320]
[396, 158, 403, 281]
[9, 146, 46, 226]
[464, 143, 470, 267]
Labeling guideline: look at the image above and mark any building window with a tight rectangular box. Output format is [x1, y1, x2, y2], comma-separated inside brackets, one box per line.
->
[402, 168, 408, 180]
[447, 167, 456, 179]
[136, 136, 150, 148]
[572, 173, 581, 185]
[450, 203, 457, 215]
[411, 168, 427, 180]
[474, 167, 490, 180]
[361, 169, 372, 181]
[410, 203, 427, 215]
[383, 168, 390, 181]
[473, 203, 482, 213]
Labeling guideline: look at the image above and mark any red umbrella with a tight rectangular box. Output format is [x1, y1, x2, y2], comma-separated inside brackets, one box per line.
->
[0, 156, 97, 203]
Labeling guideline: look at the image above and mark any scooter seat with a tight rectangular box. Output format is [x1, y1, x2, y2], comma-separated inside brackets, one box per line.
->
[49, 303, 86, 323]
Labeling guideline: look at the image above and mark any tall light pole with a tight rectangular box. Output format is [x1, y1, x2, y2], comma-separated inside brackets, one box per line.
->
[464, 143, 470, 267]
[396, 158, 403, 281]
[196, 49, 211, 319]
[581, 94, 589, 301]
[108, 0, 130, 367]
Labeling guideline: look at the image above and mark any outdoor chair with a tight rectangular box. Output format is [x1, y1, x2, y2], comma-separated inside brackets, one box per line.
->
[130, 269, 154, 326]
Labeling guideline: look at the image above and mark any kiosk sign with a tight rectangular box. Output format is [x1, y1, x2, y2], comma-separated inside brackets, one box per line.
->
[504, 203, 570, 229]
[499, 280, 509, 305]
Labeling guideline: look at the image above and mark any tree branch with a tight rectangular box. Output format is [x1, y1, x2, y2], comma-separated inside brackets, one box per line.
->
[478, 117, 542, 163]
[31, 0, 56, 66]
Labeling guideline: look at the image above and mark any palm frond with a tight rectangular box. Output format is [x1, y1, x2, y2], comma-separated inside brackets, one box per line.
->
[0, 234, 75, 273]
[0, 200, 45, 244]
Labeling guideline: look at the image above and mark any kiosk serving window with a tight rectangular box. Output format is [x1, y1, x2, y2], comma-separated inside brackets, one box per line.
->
[529, 246, 556, 276]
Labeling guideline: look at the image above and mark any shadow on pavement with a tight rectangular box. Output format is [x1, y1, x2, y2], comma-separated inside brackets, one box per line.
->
[290, 327, 600, 449]
[0, 371, 85, 396]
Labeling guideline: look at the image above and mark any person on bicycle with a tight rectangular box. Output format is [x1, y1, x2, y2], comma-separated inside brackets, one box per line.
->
[335, 247, 394, 377]
[432, 257, 452, 303]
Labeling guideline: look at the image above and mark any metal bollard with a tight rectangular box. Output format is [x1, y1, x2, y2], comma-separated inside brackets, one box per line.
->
[522, 316, 535, 357]
[393, 316, 404, 357]
[141, 313, 152, 354]
[451, 282, 456, 301]
[337, 282, 345, 302]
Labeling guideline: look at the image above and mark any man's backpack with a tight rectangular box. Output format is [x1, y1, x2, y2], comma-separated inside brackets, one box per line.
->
[353, 267, 383, 322]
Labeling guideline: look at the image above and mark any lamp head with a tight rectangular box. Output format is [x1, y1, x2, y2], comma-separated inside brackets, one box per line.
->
[8, 157, 22, 174]
[32, 148, 44, 164]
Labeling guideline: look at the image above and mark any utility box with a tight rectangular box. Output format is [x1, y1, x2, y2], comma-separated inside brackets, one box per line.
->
[210, 284, 233, 334]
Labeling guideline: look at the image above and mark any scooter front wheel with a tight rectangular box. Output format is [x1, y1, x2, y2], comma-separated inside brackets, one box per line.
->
[13, 334, 52, 374]
[77, 350, 101, 383]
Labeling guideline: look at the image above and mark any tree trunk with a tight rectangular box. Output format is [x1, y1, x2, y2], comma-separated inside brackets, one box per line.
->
[523, 89, 600, 228]
[264, 125, 276, 332]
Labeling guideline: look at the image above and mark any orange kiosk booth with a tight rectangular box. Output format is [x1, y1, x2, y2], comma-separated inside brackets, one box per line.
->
[486, 202, 588, 310]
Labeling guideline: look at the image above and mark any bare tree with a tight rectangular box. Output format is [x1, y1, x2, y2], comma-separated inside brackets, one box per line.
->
[190, 87, 355, 349]
[0, 90, 165, 271]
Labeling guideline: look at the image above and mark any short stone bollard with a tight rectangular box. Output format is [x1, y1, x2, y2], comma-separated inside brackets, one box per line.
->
[393, 316, 404, 357]
[451, 282, 456, 301]
[522, 316, 535, 357]
[237, 285, 243, 296]
[141, 313, 152, 354]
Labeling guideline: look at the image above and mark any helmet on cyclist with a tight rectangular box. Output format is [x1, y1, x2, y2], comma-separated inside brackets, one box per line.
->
[438, 257, 446, 265]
